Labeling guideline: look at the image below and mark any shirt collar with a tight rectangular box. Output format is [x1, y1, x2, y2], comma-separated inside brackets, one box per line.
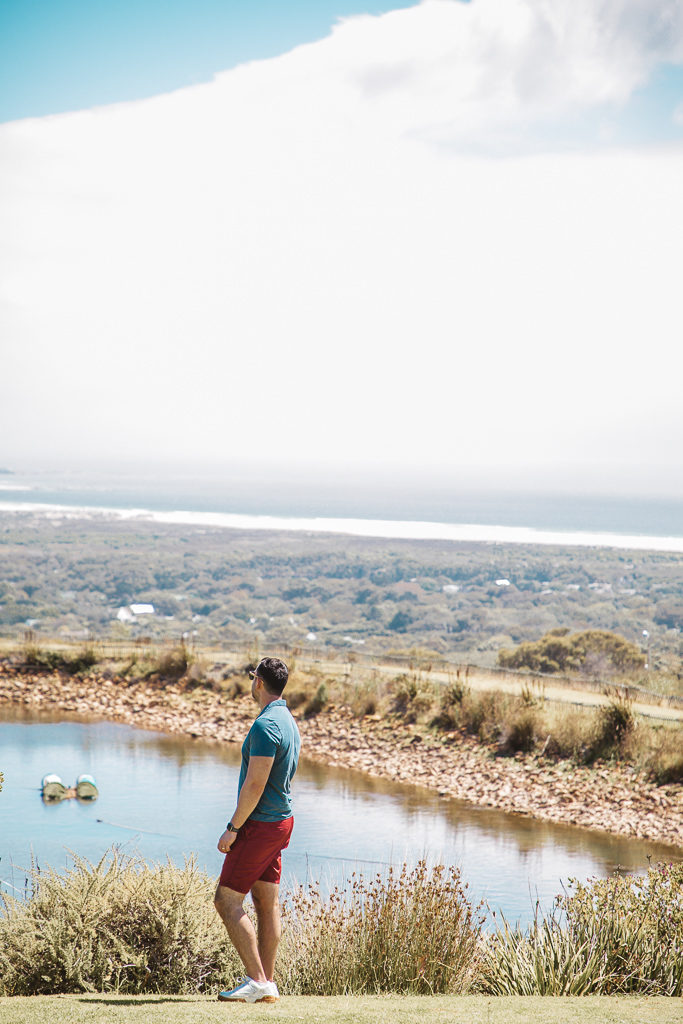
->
[257, 698, 287, 718]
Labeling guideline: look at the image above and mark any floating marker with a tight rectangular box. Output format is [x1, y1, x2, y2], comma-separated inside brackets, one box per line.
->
[75, 774, 99, 800]
[41, 773, 67, 801]
[40, 773, 99, 802]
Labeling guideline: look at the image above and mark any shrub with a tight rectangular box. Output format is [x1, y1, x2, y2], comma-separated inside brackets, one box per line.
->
[284, 689, 308, 711]
[542, 707, 594, 762]
[498, 630, 645, 676]
[461, 690, 505, 744]
[391, 673, 418, 711]
[0, 851, 238, 995]
[497, 709, 538, 755]
[22, 643, 100, 675]
[303, 682, 328, 717]
[279, 861, 483, 995]
[586, 690, 635, 762]
[3, 852, 681, 998]
[650, 750, 683, 785]
[390, 673, 436, 722]
[151, 642, 192, 681]
[480, 862, 683, 996]
[343, 673, 384, 717]
[444, 677, 469, 707]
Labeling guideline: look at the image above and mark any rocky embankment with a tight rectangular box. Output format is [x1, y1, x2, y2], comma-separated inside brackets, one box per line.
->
[1, 667, 681, 849]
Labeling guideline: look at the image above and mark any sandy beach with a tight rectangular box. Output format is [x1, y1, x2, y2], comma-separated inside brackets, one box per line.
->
[2, 500, 683, 553]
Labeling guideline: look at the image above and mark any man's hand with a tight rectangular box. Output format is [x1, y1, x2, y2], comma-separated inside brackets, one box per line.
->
[217, 829, 238, 854]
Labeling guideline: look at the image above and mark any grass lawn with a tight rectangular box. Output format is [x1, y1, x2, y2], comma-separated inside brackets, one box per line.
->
[1, 995, 681, 1024]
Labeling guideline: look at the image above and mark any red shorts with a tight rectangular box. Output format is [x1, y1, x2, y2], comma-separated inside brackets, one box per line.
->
[219, 817, 294, 894]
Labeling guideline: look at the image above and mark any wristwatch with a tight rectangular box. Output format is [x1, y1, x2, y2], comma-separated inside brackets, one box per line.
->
[226, 821, 240, 833]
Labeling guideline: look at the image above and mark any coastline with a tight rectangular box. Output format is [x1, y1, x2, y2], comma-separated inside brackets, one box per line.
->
[1, 666, 681, 852]
[2, 500, 683, 553]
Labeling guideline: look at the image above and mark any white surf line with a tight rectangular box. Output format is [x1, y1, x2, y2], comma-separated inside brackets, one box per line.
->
[1, 500, 683, 553]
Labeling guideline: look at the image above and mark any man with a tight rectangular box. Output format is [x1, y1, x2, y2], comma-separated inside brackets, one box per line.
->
[214, 656, 301, 1003]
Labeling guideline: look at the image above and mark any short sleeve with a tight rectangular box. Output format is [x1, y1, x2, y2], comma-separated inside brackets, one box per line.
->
[249, 717, 281, 758]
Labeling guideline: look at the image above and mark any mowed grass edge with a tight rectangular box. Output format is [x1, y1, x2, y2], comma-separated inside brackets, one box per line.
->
[1, 994, 682, 1024]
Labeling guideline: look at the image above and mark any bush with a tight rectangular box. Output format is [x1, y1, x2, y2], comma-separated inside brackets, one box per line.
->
[22, 643, 100, 675]
[150, 642, 192, 681]
[2, 852, 681, 998]
[390, 673, 436, 722]
[586, 690, 635, 762]
[0, 851, 238, 995]
[498, 630, 645, 676]
[0, 854, 483, 997]
[279, 861, 483, 995]
[341, 672, 384, 717]
[480, 862, 683, 996]
[497, 709, 538, 755]
[303, 682, 328, 717]
[650, 750, 683, 785]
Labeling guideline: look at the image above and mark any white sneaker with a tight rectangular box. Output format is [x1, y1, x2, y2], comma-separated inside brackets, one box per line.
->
[218, 977, 279, 1003]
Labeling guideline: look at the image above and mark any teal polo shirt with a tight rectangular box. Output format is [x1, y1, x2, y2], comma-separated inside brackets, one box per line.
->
[238, 698, 301, 821]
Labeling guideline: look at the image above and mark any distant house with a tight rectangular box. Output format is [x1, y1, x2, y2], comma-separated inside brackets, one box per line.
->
[116, 603, 155, 622]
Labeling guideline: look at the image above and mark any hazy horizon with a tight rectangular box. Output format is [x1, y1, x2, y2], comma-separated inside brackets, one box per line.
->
[3, 454, 683, 509]
[3, 0, 683, 496]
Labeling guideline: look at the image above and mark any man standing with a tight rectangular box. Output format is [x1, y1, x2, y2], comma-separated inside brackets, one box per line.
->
[214, 657, 300, 1003]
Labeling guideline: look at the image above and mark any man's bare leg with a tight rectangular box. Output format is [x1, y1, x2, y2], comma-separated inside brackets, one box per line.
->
[214, 884, 267, 982]
[250, 880, 281, 982]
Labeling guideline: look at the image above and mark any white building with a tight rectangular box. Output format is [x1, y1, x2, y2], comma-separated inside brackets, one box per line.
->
[116, 603, 155, 622]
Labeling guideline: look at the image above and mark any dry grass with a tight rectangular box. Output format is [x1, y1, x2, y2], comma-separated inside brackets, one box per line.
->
[279, 861, 483, 995]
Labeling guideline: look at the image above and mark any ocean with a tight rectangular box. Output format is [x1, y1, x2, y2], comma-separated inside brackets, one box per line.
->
[1, 464, 682, 552]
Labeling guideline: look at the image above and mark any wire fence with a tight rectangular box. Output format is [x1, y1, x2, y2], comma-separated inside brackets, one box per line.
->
[5, 631, 683, 709]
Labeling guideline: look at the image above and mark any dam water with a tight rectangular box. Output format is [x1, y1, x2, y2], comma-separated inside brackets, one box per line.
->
[1, 707, 679, 928]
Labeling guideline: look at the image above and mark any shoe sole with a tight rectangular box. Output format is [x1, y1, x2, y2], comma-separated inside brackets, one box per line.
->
[217, 995, 279, 1003]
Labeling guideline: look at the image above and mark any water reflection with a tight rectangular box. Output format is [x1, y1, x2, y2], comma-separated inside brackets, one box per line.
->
[0, 707, 679, 928]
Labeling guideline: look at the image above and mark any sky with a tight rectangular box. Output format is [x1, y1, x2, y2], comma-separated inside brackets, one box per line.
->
[2, 0, 683, 496]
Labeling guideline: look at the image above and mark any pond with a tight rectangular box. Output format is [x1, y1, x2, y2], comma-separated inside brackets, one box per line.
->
[1, 707, 679, 928]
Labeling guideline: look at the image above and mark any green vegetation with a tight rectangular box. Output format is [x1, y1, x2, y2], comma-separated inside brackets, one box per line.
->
[1, 853, 681, 1000]
[22, 641, 99, 675]
[498, 629, 645, 675]
[482, 863, 683, 996]
[0, 852, 239, 996]
[1, 514, 681, 684]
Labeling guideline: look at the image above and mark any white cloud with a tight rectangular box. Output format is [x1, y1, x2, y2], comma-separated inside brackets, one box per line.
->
[1, 0, 683, 492]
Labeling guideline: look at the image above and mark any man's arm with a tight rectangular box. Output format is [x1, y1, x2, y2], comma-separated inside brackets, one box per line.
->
[217, 755, 274, 854]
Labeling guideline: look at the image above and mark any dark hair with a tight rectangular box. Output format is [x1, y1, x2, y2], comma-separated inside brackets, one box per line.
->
[256, 657, 289, 696]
